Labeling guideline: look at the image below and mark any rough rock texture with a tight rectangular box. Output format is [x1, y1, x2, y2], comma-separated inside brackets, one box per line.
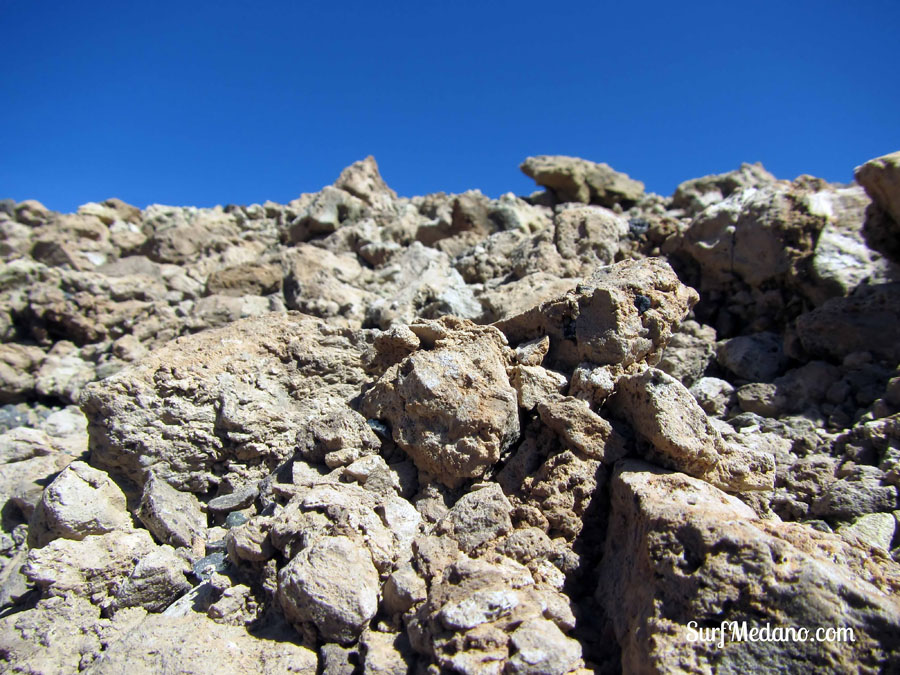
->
[3, 152, 900, 673]
[362, 317, 520, 487]
[598, 461, 900, 674]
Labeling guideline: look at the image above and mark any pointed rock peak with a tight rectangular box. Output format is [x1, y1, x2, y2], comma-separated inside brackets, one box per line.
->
[334, 155, 398, 210]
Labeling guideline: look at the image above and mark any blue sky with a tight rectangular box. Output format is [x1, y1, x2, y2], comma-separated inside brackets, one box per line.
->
[2, 1, 898, 212]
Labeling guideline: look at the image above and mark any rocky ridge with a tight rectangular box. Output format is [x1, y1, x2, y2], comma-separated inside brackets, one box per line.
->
[0, 151, 899, 673]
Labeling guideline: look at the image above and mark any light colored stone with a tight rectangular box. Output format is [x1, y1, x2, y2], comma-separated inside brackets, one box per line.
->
[277, 535, 379, 644]
[362, 317, 519, 487]
[610, 368, 775, 492]
[28, 461, 131, 548]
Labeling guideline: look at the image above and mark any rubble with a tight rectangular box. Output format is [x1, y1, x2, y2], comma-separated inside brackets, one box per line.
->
[2, 151, 899, 673]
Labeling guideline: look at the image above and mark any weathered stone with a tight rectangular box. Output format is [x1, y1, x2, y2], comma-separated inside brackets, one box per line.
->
[436, 483, 513, 555]
[856, 150, 900, 263]
[496, 257, 698, 371]
[24, 529, 156, 598]
[598, 460, 900, 674]
[28, 461, 131, 548]
[521, 155, 644, 207]
[111, 545, 191, 612]
[362, 317, 519, 487]
[137, 474, 206, 550]
[536, 394, 626, 462]
[277, 535, 379, 644]
[717, 331, 787, 383]
[610, 368, 775, 492]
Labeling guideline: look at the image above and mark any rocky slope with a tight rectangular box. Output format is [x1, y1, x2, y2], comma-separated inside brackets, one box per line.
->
[1, 152, 899, 673]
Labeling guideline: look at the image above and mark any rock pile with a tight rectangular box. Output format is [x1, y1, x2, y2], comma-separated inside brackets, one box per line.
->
[1, 151, 899, 673]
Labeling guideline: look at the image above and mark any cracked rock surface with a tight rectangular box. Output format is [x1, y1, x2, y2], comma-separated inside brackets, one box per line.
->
[1, 153, 899, 673]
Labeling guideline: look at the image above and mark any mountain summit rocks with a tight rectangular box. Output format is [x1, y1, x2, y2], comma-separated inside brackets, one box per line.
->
[1, 152, 899, 673]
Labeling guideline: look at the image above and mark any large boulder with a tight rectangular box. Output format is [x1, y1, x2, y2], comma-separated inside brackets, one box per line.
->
[598, 461, 900, 673]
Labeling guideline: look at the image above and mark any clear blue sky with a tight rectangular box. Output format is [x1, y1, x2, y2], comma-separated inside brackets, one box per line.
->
[2, 1, 898, 213]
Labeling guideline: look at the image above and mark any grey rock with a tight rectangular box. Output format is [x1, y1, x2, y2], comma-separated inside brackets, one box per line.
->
[717, 331, 787, 382]
[277, 535, 379, 644]
[138, 474, 206, 550]
[207, 485, 258, 513]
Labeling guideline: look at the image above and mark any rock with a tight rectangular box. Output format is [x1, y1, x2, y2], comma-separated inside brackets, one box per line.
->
[690, 377, 736, 417]
[89, 611, 318, 674]
[598, 460, 900, 674]
[81, 313, 370, 493]
[809, 465, 898, 520]
[384, 561, 427, 615]
[334, 155, 398, 211]
[360, 630, 412, 675]
[407, 554, 580, 674]
[436, 483, 513, 555]
[656, 320, 716, 386]
[207, 484, 258, 513]
[795, 283, 900, 363]
[362, 317, 519, 487]
[111, 545, 192, 612]
[277, 535, 379, 644]
[855, 150, 900, 263]
[535, 394, 626, 462]
[496, 257, 698, 371]
[510, 364, 568, 410]
[205, 262, 281, 297]
[716, 331, 787, 382]
[507, 617, 582, 675]
[137, 474, 206, 550]
[838, 512, 896, 551]
[520, 155, 644, 207]
[553, 204, 628, 269]
[295, 398, 381, 468]
[610, 368, 775, 492]
[0, 343, 45, 402]
[28, 461, 131, 548]
[24, 529, 156, 598]
[671, 162, 779, 216]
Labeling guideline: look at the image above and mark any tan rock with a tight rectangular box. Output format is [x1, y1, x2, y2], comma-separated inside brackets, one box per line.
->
[362, 317, 519, 487]
[610, 368, 775, 492]
[597, 460, 900, 674]
[520, 155, 644, 207]
[496, 257, 698, 371]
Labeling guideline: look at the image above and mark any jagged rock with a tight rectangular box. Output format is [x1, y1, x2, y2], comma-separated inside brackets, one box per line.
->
[24, 529, 156, 598]
[520, 155, 644, 207]
[360, 630, 413, 675]
[496, 257, 698, 371]
[598, 460, 900, 674]
[690, 376, 736, 417]
[671, 162, 779, 216]
[838, 512, 897, 551]
[335, 155, 398, 211]
[795, 283, 900, 363]
[809, 465, 898, 520]
[294, 398, 380, 468]
[656, 320, 716, 386]
[856, 150, 900, 263]
[610, 368, 775, 492]
[510, 364, 567, 410]
[28, 461, 131, 548]
[362, 317, 519, 487]
[535, 394, 626, 462]
[89, 611, 318, 674]
[277, 535, 379, 644]
[0, 343, 45, 402]
[407, 553, 581, 674]
[111, 545, 191, 612]
[137, 474, 206, 550]
[81, 312, 370, 493]
[435, 483, 513, 555]
[281, 244, 372, 325]
[553, 204, 628, 269]
[205, 262, 281, 297]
